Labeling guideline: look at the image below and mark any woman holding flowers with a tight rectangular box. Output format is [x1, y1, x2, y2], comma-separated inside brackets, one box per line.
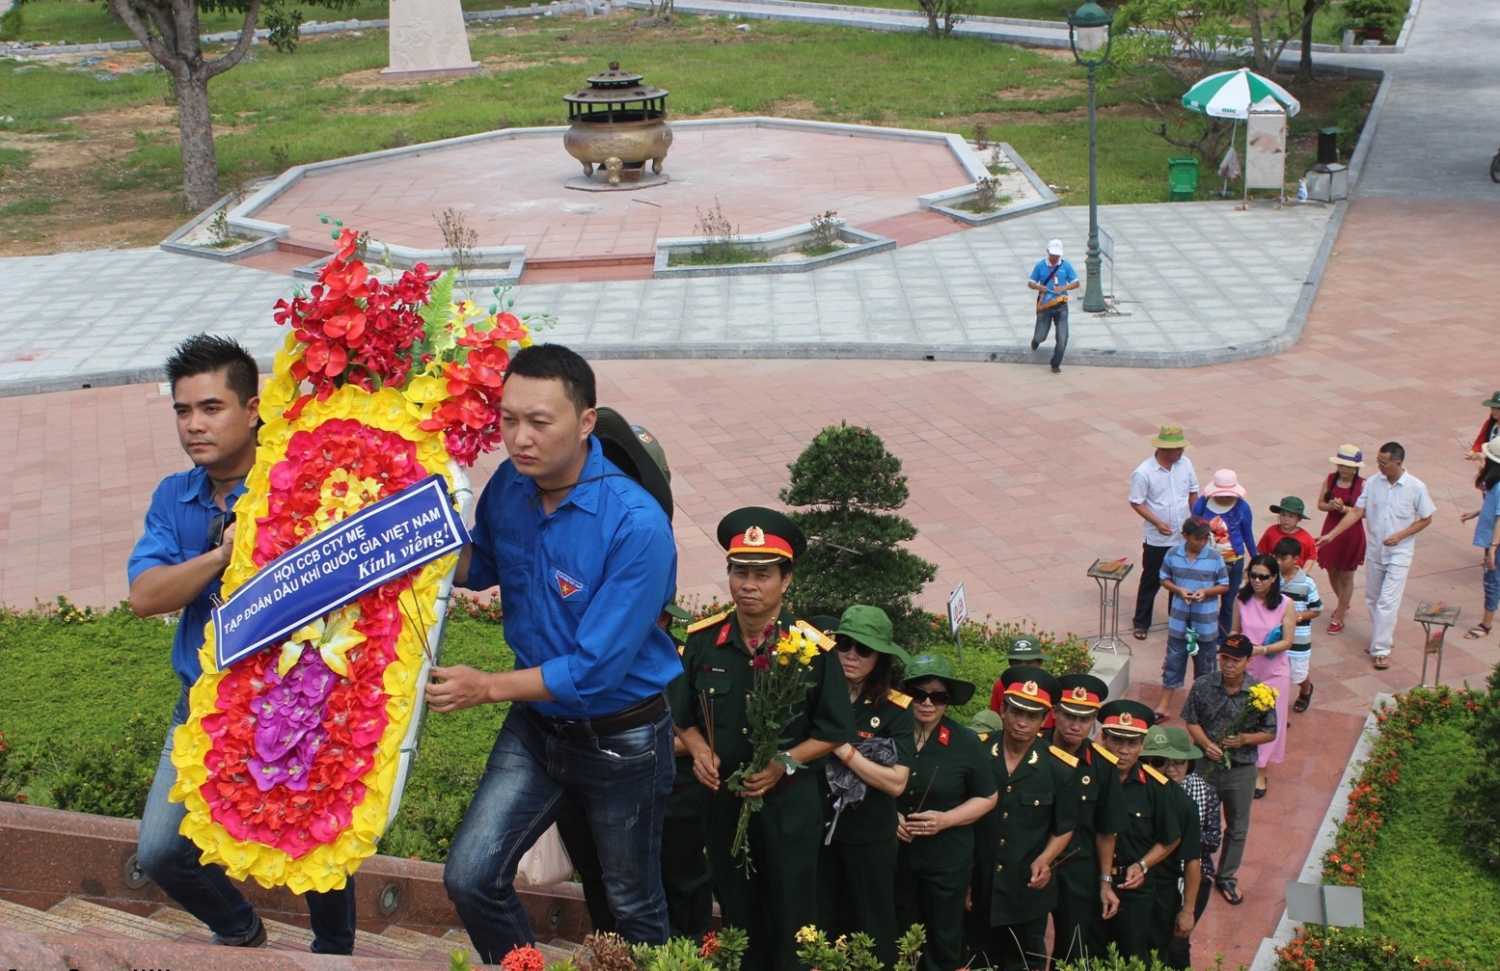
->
[817, 605, 915, 969]
[895, 656, 997, 971]
[1231, 554, 1293, 799]
[670, 507, 855, 971]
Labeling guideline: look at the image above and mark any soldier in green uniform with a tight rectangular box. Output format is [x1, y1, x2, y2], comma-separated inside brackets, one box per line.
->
[671, 508, 855, 971]
[977, 667, 1076, 971]
[661, 601, 714, 940]
[818, 605, 915, 968]
[1095, 701, 1182, 962]
[1047, 673, 1126, 965]
[962, 708, 1003, 963]
[894, 656, 997, 971]
[1141, 726, 1203, 962]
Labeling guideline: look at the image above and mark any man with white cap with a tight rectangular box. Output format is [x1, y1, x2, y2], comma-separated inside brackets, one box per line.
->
[1027, 238, 1079, 374]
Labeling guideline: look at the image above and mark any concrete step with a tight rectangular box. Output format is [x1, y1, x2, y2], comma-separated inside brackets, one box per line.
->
[0, 897, 84, 936]
[49, 897, 180, 941]
[148, 904, 440, 959]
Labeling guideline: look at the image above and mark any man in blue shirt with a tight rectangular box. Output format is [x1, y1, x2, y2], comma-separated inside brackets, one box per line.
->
[128, 335, 356, 953]
[1028, 239, 1080, 374]
[427, 344, 679, 962]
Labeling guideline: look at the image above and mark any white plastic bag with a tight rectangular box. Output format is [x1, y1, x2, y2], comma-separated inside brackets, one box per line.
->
[513, 824, 574, 888]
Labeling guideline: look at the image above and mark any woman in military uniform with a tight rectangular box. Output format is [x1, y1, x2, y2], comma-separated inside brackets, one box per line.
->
[1141, 727, 1203, 964]
[817, 605, 915, 968]
[1095, 700, 1182, 962]
[894, 655, 997, 971]
[670, 507, 856, 971]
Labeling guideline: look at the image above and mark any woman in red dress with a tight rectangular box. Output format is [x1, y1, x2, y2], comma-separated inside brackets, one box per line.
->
[1316, 444, 1367, 634]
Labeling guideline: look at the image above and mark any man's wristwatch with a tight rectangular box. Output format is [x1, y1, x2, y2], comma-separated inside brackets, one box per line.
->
[1135, 859, 1149, 877]
[1099, 874, 1113, 884]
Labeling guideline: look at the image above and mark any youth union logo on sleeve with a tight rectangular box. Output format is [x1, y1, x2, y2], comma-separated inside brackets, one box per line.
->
[555, 570, 586, 599]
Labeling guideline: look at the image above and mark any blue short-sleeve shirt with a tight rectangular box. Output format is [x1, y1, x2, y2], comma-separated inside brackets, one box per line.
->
[127, 467, 248, 687]
[1030, 258, 1078, 304]
[464, 435, 679, 719]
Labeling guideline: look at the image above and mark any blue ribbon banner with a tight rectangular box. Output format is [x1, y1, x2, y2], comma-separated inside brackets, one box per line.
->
[213, 474, 470, 670]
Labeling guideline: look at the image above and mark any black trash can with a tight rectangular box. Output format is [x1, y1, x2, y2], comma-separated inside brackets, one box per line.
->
[1317, 127, 1340, 166]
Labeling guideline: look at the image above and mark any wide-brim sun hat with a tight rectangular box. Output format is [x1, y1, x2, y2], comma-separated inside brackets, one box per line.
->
[1163, 726, 1204, 760]
[1270, 496, 1308, 519]
[833, 605, 911, 663]
[1202, 469, 1248, 499]
[1482, 391, 1500, 409]
[1147, 423, 1191, 449]
[594, 407, 674, 522]
[1482, 439, 1500, 465]
[902, 653, 976, 707]
[1329, 444, 1365, 468]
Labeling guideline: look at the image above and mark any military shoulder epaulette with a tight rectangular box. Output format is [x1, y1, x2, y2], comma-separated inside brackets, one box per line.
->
[1091, 742, 1120, 765]
[1049, 744, 1079, 769]
[1142, 763, 1169, 785]
[976, 732, 991, 742]
[676, 643, 685, 657]
[687, 610, 730, 635]
[887, 688, 913, 709]
[792, 619, 837, 651]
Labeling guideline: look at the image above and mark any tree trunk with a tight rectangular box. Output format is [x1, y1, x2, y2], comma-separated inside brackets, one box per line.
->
[176, 65, 221, 210]
[1246, 2, 1268, 73]
[1299, 0, 1317, 81]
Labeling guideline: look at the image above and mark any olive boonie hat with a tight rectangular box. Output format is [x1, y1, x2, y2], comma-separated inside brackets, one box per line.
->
[717, 506, 806, 564]
[1056, 673, 1109, 716]
[594, 407, 673, 522]
[663, 601, 692, 622]
[902, 653, 976, 707]
[968, 708, 1003, 735]
[1147, 423, 1191, 449]
[1140, 725, 1174, 758]
[1098, 699, 1154, 737]
[1164, 726, 1204, 760]
[833, 605, 911, 662]
[1270, 496, 1308, 519]
[1006, 635, 1047, 663]
[1483, 391, 1500, 409]
[810, 615, 842, 635]
[999, 665, 1059, 713]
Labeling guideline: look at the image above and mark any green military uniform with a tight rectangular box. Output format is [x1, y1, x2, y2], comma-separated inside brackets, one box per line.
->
[819, 688, 915, 967]
[896, 714, 996, 971]
[1047, 673, 1125, 965]
[1148, 777, 1201, 959]
[977, 668, 1076, 971]
[670, 607, 855, 971]
[662, 628, 713, 940]
[1104, 763, 1180, 960]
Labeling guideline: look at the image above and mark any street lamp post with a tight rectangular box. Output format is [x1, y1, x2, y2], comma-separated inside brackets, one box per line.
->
[1067, 1, 1114, 314]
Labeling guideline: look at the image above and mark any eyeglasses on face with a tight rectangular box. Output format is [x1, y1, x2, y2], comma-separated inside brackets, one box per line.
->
[1249, 572, 1275, 581]
[834, 639, 875, 659]
[908, 689, 951, 706]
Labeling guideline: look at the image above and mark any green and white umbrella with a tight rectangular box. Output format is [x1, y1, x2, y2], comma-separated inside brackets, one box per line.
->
[1181, 67, 1301, 120]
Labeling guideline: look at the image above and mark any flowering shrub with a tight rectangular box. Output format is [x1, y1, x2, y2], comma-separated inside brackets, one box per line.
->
[1276, 924, 1468, 971]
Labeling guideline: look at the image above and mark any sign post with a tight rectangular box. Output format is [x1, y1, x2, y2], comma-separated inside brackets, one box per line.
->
[947, 583, 968, 662]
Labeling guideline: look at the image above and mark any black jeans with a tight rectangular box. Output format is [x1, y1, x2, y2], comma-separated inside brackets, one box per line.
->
[1133, 543, 1171, 632]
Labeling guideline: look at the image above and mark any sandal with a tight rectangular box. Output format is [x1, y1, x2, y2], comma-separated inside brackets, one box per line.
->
[1254, 786, 1267, 799]
[1293, 684, 1314, 713]
[1327, 620, 1345, 634]
[1133, 629, 1149, 641]
[1465, 624, 1492, 640]
[1374, 655, 1390, 670]
[1153, 711, 1173, 724]
[1218, 884, 1244, 906]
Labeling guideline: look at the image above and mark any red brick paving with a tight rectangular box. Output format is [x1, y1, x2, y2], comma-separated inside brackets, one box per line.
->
[5, 197, 1500, 967]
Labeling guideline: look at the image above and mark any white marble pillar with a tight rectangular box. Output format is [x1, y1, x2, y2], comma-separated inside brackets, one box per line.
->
[383, 0, 480, 79]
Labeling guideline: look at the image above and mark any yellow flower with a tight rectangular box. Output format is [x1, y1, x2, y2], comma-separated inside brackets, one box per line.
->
[776, 636, 797, 655]
[778, 655, 790, 666]
[795, 926, 819, 945]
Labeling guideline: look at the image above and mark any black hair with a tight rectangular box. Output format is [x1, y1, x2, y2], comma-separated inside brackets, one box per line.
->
[855, 652, 902, 707]
[1477, 457, 1500, 493]
[503, 343, 597, 413]
[725, 560, 794, 578]
[1272, 536, 1302, 560]
[165, 334, 258, 406]
[1238, 553, 1283, 610]
[1380, 441, 1406, 463]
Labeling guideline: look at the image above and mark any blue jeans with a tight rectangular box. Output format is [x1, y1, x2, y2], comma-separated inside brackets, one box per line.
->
[444, 701, 674, 963]
[1219, 559, 1244, 640]
[1162, 632, 1218, 689]
[137, 691, 356, 953]
[1033, 304, 1069, 367]
[1484, 560, 1500, 612]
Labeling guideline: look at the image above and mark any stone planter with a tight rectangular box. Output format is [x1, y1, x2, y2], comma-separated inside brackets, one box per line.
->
[293, 243, 526, 289]
[653, 220, 893, 279]
[159, 194, 279, 262]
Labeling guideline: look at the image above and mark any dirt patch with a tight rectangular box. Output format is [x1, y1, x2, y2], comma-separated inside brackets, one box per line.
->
[990, 79, 1086, 101]
[764, 98, 820, 119]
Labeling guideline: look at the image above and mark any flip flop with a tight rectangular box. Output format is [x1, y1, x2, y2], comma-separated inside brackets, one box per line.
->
[1133, 629, 1149, 641]
[1465, 624, 1492, 640]
[1153, 711, 1172, 724]
[1218, 884, 1243, 906]
[1293, 684, 1314, 713]
[1327, 620, 1344, 634]
[1374, 655, 1390, 670]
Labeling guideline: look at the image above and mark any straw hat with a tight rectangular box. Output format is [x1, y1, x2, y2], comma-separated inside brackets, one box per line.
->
[1329, 444, 1365, 468]
[1202, 469, 1248, 499]
[1146, 424, 1191, 449]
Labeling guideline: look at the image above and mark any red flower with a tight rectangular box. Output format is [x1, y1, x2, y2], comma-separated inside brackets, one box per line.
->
[751, 654, 771, 671]
[500, 946, 546, 971]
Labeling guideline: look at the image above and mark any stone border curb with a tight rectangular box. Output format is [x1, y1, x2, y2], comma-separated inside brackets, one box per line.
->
[290, 243, 527, 287]
[652, 221, 895, 278]
[1247, 694, 1390, 971]
[159, 191, 280, 262]
[920, 141, 1058, 225]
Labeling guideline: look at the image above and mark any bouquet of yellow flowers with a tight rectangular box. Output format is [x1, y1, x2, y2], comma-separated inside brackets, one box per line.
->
[1216, 681, 1278, 770]
[725, 623, 821, 871]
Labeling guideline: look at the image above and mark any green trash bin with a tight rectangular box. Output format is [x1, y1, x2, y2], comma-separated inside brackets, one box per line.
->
[1167, 157, 1199, 201]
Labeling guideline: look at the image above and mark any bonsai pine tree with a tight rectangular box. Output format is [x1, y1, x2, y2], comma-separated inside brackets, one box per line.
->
[780, 422, 937, 644]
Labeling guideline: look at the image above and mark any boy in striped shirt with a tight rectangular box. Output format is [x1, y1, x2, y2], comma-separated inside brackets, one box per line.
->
[1274, 536, 1323, 712]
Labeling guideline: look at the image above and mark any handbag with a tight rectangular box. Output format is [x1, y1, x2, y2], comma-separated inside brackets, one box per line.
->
[513, 823, 575, 888]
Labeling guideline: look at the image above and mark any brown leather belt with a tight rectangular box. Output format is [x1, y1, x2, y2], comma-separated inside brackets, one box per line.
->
[534, 694, 666, 739]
